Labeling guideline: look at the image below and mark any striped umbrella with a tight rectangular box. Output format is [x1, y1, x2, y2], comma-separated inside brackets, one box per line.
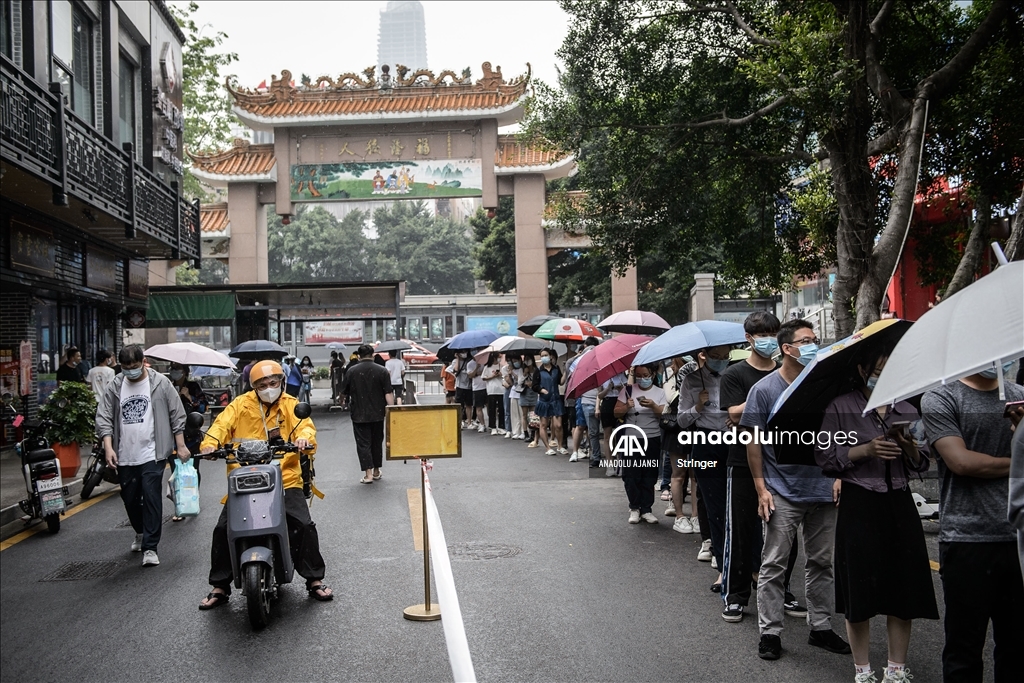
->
[533, 318, 603, 342]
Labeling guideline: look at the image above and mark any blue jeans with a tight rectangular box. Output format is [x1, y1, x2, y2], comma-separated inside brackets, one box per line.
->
[581, 400, 602, 464]
[118, 458, 165, 551]
[503, 388, 512, 433]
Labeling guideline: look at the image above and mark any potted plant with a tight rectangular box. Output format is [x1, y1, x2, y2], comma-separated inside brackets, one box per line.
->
[38, 381, 97, 479]
[311, 365, 331, 389]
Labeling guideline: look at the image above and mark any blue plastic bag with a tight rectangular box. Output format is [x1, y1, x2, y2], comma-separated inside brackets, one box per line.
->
[171, 459, 200, 517]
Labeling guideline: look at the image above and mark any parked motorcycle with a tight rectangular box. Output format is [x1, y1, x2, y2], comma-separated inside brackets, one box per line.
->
[2, 392, 68, 533]
[186, 401, 312, 629]
[79, 440, 119, 500]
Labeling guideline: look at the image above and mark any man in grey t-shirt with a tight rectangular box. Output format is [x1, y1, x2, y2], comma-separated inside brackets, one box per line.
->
[921, 370, 1024, 681]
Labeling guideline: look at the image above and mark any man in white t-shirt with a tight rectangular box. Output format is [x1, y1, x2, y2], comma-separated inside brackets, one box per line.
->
[86, 349, 115, 401]
[384, 352, 406, 405]
[95, 344, 189, 568]
[468, 355, 487, 432]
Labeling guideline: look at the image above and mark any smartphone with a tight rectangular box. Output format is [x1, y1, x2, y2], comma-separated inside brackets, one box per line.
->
[1004, 400, 1024, 418]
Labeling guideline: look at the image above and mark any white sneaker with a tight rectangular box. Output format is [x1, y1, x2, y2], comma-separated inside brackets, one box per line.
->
[497, 429, 507, 435]
[640, 512, 658, 524]
[503, 432, 512, 439]
[605, 466, 617, 477]
[881, 668, 913, 683]
[697, 539, 713, 562]
[628, 509, 641, 524]
[664, 506, 677, 517]
[131, 534, 143, 552]
[477, 425, 486, 433]
[856, 672, 880, 683]
[568, 451, 581, 462]
[142, 550, 160, 566]
[690, 517, 701, 534]
[673, 517, 693, 534]
[490, 429, 498, 435]
[711, 555, 719, 569]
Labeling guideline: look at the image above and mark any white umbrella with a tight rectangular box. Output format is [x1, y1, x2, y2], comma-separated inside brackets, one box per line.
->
[865, 261, 1024, 411]
[144, 342, 236, 369]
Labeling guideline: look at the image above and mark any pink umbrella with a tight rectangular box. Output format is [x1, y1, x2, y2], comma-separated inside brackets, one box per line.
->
[596, 310, 670, 335]
[564, 334, 652, 399]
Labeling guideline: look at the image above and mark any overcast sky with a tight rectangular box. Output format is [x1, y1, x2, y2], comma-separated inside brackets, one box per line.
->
[172, 1, 570, 92]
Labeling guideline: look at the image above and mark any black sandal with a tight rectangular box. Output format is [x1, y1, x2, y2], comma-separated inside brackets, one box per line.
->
[307, 582, 334, 602]
[198, 591, 229, 610]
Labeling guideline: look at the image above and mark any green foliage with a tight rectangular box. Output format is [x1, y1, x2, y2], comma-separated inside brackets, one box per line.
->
[371, 202, 475, 295]
[469, 197, 517, 293]
[174, 263, 200, 286]
[169, 1, 238, 201]
[312, 366, 330, 380]
[175, 259, 229, 286]
[787, 167, 838, 276]
[268, 205, 374, 283]
[38, 382, 96, 445]
[548, 250, 611, 311]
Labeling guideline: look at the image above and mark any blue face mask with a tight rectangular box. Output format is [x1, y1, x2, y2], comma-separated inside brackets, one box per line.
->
[124, 367, 144, 381]
[790, 343, 818, 366]
[636, 377, 653, 389]
[512, 361, 522, 369]
[706, 358, 729, 374]
[540, 356, 551, 364]
[978, 361, 1014, 379]
[865, 376, 879, 390]
[752, 337, 779, 359]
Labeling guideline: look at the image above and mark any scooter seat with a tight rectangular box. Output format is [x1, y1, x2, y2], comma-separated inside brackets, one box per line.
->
[26, 448, 57, 464]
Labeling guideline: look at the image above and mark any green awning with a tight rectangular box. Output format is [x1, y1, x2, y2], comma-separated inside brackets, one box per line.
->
[147, 293, 235, 327]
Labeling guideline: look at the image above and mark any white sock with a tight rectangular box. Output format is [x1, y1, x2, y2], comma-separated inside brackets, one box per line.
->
[886, 661, 905, 675]
[854, 663, 872, 675]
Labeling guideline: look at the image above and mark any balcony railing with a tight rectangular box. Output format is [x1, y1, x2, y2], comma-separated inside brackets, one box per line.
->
[0, 55, 199, 262]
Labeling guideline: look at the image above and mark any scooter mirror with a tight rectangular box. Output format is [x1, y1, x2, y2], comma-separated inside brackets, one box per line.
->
[294, 402, 311, 420]
[185, 412, 205, 430]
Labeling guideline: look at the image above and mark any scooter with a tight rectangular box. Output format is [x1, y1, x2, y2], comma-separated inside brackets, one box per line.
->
[186, 401, 312, 629]
[2, 392, 68, 533]
[80, 440, 119, 500]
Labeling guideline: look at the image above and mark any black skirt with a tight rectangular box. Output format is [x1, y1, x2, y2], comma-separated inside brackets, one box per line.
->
[834, 482, 939, 622]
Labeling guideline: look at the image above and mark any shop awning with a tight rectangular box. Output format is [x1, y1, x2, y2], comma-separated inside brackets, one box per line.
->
[146, 293, 235, 327]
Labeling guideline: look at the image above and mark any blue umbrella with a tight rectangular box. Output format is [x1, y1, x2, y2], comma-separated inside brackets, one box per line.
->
[446, 329, 500, 350]
[632, 320, 747, 366]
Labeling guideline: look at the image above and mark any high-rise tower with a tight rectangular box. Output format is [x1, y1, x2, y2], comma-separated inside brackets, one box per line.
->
[377, 1, 428, 74]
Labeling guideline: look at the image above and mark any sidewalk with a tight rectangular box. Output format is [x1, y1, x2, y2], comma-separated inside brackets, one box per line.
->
[0, 386, 444, 527]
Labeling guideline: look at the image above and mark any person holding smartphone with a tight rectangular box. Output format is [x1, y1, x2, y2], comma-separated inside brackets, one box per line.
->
[613, 363, 666, 524]
[816, 346, 936, 683]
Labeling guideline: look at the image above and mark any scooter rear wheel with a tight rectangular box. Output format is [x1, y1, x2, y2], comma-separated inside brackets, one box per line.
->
[244, 563, 271, 629]
[44, 513, 60, 534]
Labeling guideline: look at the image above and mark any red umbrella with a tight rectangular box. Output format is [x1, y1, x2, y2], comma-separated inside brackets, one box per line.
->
[564, 334, 652, 399]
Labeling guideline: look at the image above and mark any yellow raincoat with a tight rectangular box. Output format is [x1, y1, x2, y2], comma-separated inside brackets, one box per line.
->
[201, 390, 316, 492]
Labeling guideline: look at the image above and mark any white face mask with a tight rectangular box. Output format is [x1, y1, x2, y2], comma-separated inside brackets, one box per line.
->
[257, 386, 282, 403]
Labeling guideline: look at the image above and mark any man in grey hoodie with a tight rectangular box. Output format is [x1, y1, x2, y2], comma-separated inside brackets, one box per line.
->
[96, 344, 189, 567]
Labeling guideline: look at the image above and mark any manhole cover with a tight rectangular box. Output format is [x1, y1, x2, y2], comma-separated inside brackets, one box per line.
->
[116, 515, 172, 528]
[40, 561, 125, 582]
[447, 542, 522, 560]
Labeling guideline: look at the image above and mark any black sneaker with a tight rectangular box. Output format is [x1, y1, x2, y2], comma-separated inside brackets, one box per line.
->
[758, 634, 782, 660]
[722, 604, 744, 623]
[808, 629, 852, 654]
[784, 591, 808, 617]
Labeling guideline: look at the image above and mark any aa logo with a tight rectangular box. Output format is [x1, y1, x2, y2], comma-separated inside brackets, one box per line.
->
[610, 424, 648, 458]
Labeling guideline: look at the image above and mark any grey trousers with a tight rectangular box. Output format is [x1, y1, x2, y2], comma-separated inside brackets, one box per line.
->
[757, 493, 837, 637]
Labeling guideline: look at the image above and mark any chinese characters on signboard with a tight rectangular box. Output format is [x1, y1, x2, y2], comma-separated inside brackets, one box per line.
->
[10, 221, 55, 276]
[85, 247, 118, 292]
[127, 259, 149, 301]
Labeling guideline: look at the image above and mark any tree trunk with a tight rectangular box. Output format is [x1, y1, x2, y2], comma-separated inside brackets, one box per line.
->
[1004, 187, 1024, 262]
[943, 192, 991, 298]
[826, 0, 874, 340]
[855, 97, 929, 330]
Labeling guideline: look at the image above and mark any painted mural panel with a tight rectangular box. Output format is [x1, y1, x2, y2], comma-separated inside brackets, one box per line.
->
[290, 160, 483, 202]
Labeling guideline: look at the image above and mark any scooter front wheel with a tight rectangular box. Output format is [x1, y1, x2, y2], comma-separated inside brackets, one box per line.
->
[244, 563, 272, 629]
[81, 465, 103, 500]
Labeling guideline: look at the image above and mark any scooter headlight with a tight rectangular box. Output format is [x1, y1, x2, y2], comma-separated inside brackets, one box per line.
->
[235, 472, 272, 492]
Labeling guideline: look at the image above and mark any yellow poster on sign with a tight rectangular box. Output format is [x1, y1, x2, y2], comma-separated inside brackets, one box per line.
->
[386, 405, 462, 460]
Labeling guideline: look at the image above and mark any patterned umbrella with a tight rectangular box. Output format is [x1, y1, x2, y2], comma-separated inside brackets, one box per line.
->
[533, 318, 603, 342]
[564, 335, 652, 399]
[596, 310, 671, 335]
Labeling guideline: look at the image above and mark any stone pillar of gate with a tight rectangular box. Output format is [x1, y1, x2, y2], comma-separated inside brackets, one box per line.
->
[513, 174, 549, 327]
[227, 182, 268, 284]
[611, 266, 638, 312]
[690, 272, 716, 322]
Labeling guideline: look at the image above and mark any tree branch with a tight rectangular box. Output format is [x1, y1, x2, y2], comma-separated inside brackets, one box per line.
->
[1004, 186, 1024, 262]
[919, 0, 1013, 100]
[869, 0, 895, 37]
[865, 26, 909, 122]
[611, 92, 791, 131]
[723, 0, 780, 46]
[866, 125, 902, 156]
[943, 192, 991, 298]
